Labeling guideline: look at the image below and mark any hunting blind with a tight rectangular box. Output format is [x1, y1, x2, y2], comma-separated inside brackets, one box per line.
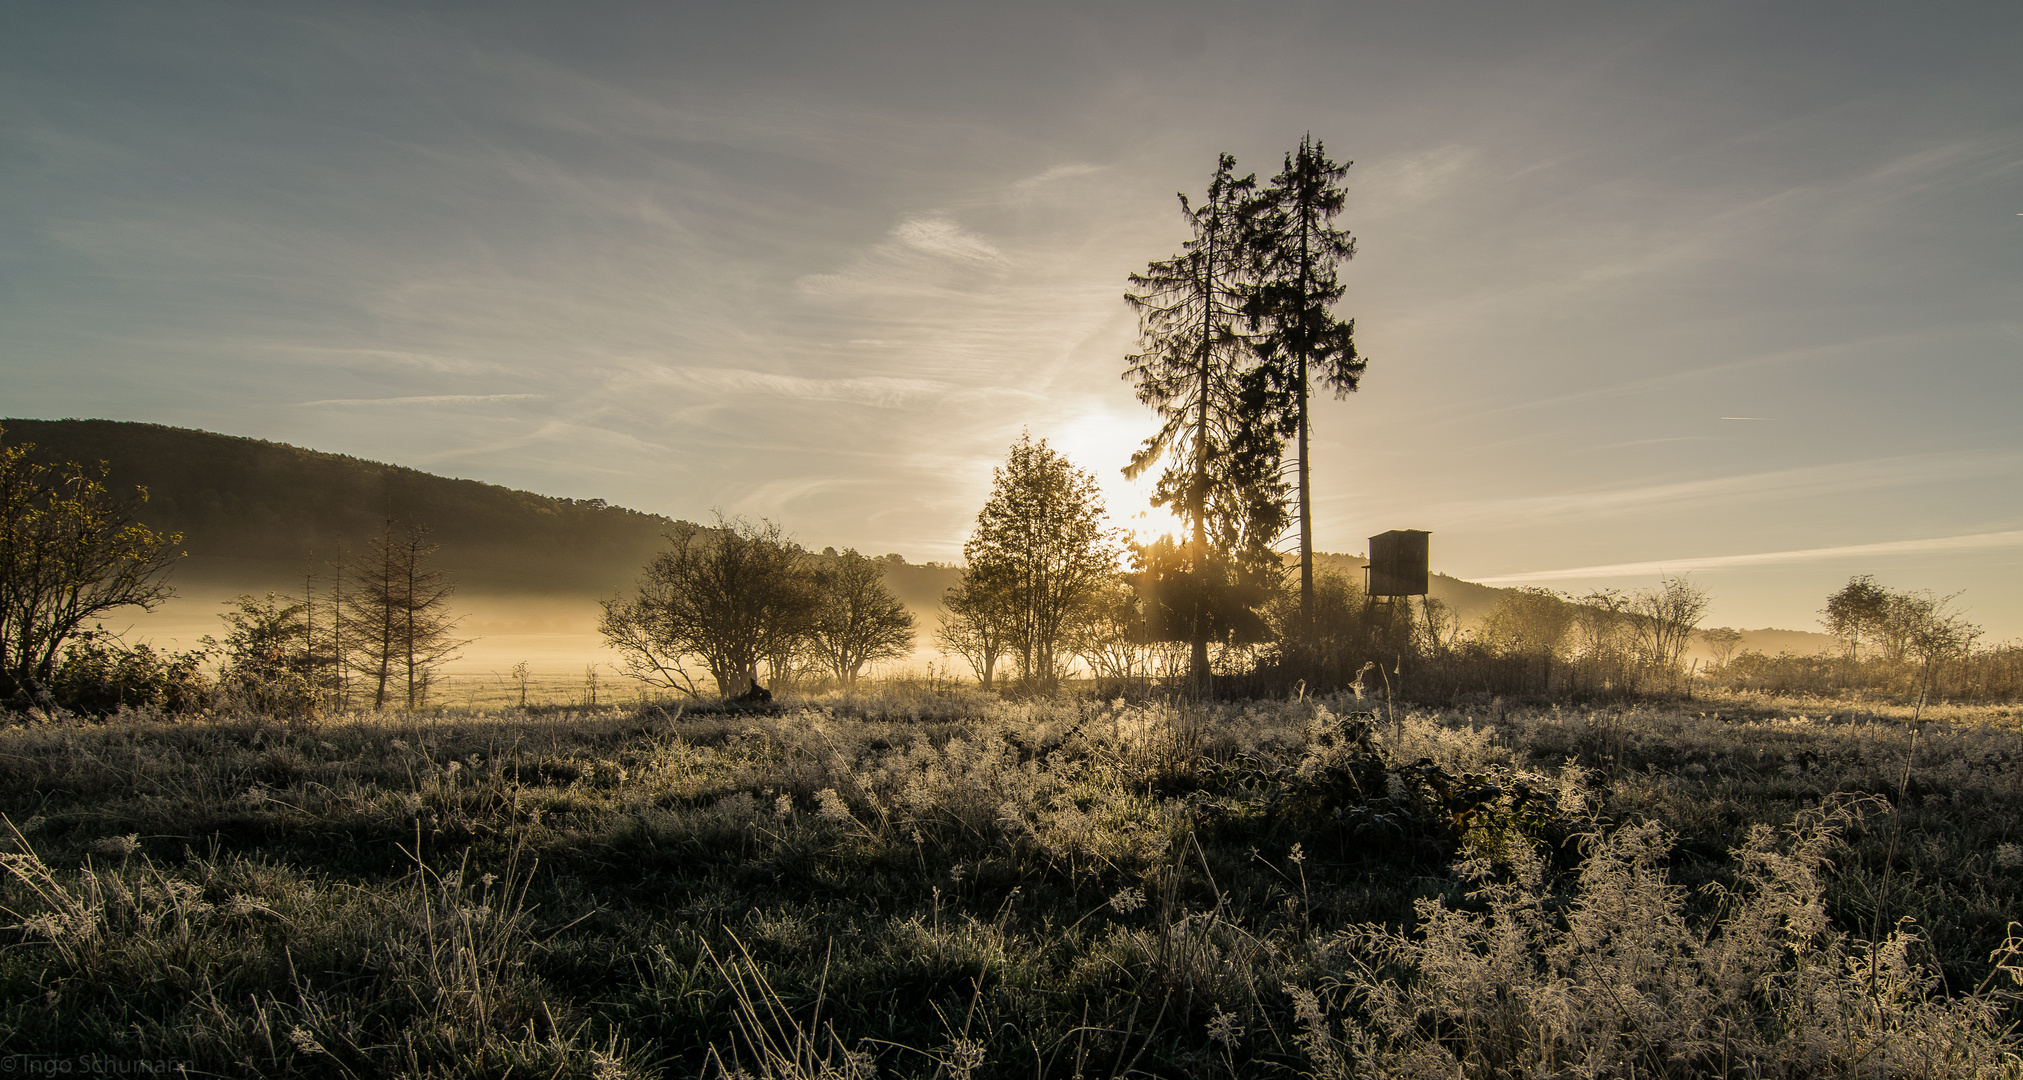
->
[1366, 529, 1430, 597]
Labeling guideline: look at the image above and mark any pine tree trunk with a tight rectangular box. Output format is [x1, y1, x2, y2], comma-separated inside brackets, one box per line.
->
[1298, 361, 1313, 641]
[403, 533, 419, 709]
[1296, 183, 1317, 641]
[1190, 225, 1217, 697]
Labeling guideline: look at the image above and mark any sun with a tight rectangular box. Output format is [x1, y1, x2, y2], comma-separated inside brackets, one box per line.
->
[1034, 405, 1181, 549]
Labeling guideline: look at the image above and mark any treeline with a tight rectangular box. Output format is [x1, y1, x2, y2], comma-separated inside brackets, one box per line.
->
[889, 436, 1722, 702]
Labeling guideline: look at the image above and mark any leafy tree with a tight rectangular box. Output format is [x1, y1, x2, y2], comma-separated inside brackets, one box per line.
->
[1820, 577, 1983, 701]
[1479, 587, 1578, 662]
[808, 549, 915, 686]
[342, 519, 462, 710]
[0, 431, 184, 709]
[210, 592, 322, 717]
[963, 435, 1117, 688]
[1700, 626, 1745, 668]
[1259, 569, 1377, 687]
[600, 516, 817, 697]
[1244, 135, 1366, 636]
[1127, 535, 1273, 674]
[1123, 153, 1286, 688]
[1822, 574, 1893, 660]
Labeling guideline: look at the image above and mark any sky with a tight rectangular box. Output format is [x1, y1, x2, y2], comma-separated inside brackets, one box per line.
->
[4, 1, 2021, 639]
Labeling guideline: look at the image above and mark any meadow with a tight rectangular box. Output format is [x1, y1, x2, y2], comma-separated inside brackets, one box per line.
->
[2, 686, 2019, 1079]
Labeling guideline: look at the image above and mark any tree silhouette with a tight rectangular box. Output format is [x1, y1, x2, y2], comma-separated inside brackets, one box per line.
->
[1822, 574, 1892, 660]
[1245, 135, 1365, 638]
[0, 430, 183, 709]
[808, 549, 915, 686]
[342, 519, 461, 709]
[600, 516, 817, 697]
[1123, 153, 1286, 690]
[963, 434, 1116, 688]
[936, 576, 1013, 690]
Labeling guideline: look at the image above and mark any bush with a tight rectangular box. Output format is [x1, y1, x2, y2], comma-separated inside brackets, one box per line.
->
[1296, 802, 2023, 1079]
[46, 631, 209, 716]
[1714, 646, 2023, 703]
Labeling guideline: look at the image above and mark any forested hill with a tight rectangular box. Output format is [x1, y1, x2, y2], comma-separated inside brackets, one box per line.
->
[1, 419, 688, 595]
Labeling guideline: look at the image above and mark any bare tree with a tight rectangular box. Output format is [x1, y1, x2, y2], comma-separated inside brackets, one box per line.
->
[1569, 587, 1637, 692]
[1632, 576, 1712, 674]
[1066, 577, 1159, 682]
[600, 516, 817, 697]
[0, 431, 183, 709]
[808, 549, 915, 686]
[936, 577, 1013, 690]
[598, 588, 707, 698]
[1904, 593, 1981, 712]
[319, 547, 353, 710]
[342, 520, 462, 710]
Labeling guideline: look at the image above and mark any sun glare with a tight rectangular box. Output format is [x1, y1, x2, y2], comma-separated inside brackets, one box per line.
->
[1037, 407, 1180, 548]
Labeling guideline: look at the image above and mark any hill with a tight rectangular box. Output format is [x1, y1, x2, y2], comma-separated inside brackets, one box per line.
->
[1307, 550, 1507, 624]
[2, 418, 684, 596]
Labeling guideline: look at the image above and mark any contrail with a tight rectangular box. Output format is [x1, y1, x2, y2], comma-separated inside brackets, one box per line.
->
[1472, 530, 2023, 584]
[296, 394, 545, 406]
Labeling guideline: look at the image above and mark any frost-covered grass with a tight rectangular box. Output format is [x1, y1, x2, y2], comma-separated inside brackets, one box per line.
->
[1, 690, 2017, 1077]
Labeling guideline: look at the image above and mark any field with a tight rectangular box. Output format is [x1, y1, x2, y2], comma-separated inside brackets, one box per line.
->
[3, 688, 2020, 1079]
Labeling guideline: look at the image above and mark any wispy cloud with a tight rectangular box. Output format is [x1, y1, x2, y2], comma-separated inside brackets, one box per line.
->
[729, 476, 872, 521]
[1012, 162, 1108, 190]
[295, 394, 545, 407]
[1422, 450, 2023, 527]
[665, 367, 945, 408]
[260, 345, 507, 376]
[894, 216, 1007, 264]
[1356, 144, 1480, 206]
[1475, 530, 2023, 584]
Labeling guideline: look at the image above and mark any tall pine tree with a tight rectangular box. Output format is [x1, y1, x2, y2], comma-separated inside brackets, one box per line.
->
[1123, 154, 1286, 691]
[1245, 135, 1365, 638]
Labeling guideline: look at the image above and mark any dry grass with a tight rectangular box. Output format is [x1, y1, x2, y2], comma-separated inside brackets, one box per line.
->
[1, 688, 2017, 1077]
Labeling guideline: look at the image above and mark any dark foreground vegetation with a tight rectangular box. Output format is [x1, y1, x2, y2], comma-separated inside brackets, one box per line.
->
[3, 688, 2018, 1079]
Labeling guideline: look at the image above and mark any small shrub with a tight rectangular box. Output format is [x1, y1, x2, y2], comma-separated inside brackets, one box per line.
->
[47, 631, 210, 716]
[1296, 802, 2023, 1079]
